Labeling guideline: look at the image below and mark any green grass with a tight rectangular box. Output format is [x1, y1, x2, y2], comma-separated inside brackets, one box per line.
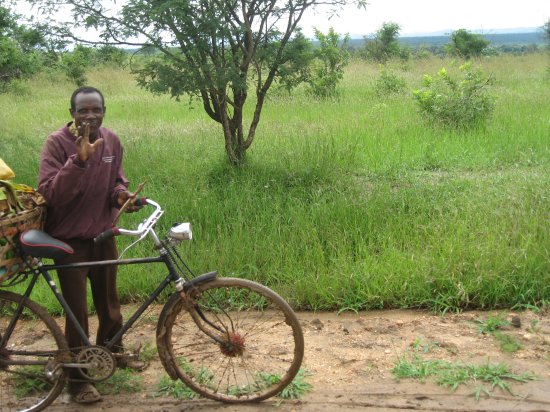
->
[1, 53, 549, 312]
[96, 368, 144, 395]
[493, 332, 522, 353]
[475, 313, 510, 334]
[8, 366, 53, 398]
[474, 313, 523, 353]
[393, 354, 536, 399]
[138, 343, 158, 363]
[274, 369, 313, 399]
[155, 369, 313, 400]
[155, 375, 198, 400]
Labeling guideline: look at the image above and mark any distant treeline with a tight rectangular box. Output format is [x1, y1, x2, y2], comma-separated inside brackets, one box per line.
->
[398, 32, 545, 47]
[346, 32, 547, 55]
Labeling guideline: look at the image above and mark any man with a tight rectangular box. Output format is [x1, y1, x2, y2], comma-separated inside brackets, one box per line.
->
[38, 86, 143, 404]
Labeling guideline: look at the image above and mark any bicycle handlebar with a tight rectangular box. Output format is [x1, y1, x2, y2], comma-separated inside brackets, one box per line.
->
[94, 198, 164, 244]
[93, 227, 120, 243]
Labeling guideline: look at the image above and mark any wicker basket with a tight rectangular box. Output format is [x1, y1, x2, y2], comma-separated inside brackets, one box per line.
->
[0, 189, 46, 283]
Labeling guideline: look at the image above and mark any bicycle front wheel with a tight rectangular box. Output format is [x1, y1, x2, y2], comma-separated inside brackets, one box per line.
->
[157, 277, 304, 403]
[0, 290, 69, 412]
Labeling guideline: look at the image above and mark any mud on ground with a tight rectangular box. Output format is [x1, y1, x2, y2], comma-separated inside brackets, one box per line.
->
[47, 307, 550, 412]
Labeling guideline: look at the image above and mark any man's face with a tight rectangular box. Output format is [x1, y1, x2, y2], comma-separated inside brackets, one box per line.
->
[70, 92, 105, 139]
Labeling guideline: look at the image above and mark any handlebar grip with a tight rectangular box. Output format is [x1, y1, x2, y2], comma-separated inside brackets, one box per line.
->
[133, 197, 148, 207]
[94, 227, 120, 244]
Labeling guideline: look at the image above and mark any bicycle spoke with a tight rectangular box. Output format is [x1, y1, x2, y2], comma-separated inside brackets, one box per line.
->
[0, 291, 68, 412]
[157, 278, 304, 402]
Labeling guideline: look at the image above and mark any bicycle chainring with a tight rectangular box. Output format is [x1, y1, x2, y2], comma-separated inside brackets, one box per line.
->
[76, 345, 116, 382]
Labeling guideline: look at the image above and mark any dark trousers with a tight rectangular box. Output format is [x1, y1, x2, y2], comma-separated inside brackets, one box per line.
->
[55, 237, 123, 352]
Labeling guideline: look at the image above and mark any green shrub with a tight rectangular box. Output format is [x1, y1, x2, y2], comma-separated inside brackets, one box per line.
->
[95, 45, 128, 66]
[306, 28, 349, 99]
[374, 66, 407, 96]
[412, 62, 495, 129]
[60, 45, 93, 86]
[0, 6, 45, 91]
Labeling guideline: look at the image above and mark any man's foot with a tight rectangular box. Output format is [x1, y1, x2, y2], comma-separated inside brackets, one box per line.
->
[68, 382, 102, 404]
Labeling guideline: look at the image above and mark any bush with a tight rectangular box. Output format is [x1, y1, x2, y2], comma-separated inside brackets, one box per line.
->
[0, 6, 47, 91]
[374, 66, 407, 96]
[306, 28, 350, 99]
[412, 62, 495, 129]
[95, 45, 128, 66]
[60, 45, 93, 86]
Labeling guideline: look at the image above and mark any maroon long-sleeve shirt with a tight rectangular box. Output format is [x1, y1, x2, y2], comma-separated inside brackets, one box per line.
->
[38, 124, 129, 239]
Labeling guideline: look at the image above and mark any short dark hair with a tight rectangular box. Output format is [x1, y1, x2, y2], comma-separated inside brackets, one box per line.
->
[70, 86, 105, 111]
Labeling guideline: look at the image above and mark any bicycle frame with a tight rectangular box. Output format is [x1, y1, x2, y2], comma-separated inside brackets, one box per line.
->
[1, 198, 305, 409]
[2, 198, 194, 352]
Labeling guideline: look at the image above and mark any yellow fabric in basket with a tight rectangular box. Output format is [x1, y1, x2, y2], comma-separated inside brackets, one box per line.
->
[0, 158, 15, 180]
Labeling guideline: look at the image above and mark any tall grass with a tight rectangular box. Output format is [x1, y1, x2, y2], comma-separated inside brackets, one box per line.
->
[1, 54, 549, 313]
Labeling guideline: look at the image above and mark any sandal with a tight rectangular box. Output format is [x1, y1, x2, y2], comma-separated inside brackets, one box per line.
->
[114, 343, 149, 371]
[69, 382, 102, 404]
[116, 356, 149, 371]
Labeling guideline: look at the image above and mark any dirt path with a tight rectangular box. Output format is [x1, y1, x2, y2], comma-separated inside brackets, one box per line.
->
[46, 308, 550, 411]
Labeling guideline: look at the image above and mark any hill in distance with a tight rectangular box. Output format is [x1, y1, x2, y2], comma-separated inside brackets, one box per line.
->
[346, 28, 546, 48]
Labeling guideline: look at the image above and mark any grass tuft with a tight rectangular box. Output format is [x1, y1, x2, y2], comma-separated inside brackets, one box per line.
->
[475, 313, 510, 334]
[155, 375, 198, 399]
[96, 369, 144, 395]
[392, 354, 536, 399]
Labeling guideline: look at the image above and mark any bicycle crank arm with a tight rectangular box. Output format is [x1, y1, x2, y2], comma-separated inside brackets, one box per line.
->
[58, 362, 95, 369]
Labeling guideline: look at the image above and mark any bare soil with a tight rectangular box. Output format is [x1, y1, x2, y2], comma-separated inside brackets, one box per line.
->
[46, 307, 550, 412]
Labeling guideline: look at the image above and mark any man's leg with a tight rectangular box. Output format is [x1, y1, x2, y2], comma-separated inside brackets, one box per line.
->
[55, 239, 92, 352]
[89, 237, 123, 350]
[89, 237, 147, 370]
[55, 239, 101, 403]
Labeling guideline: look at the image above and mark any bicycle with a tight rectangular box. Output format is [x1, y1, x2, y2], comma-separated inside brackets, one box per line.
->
[0, 197, 304, 411]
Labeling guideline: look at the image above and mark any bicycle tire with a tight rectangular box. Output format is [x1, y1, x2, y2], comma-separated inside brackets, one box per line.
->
[157, 277, 304, 403]
[0, 290, 69, 412]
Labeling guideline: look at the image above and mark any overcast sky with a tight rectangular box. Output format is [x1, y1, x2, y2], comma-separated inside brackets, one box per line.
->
[299, 0, 550, 37]
[14, 0, 550, 39]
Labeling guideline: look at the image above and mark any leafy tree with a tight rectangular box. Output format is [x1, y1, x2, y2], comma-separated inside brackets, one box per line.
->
[307, 27, 350, 98]
[60, 45, 94, 86]
[0, 5, 48, 90]
[446, 29, 489, 59]
[29, 0, 366, 164]
[362, 22, 405, 62]
[95, 45, 128, 66]
[274, 29, 314, 95]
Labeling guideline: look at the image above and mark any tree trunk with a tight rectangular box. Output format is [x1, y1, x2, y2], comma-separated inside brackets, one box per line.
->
[220, 95, 249, 165]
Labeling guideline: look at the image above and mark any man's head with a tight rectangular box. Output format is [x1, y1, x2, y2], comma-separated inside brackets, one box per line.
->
[69, 86, 106, 139]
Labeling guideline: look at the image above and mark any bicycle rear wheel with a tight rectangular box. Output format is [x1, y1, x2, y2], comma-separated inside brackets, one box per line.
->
[0, 290, 69, 412]
[157, 277, 304, 403]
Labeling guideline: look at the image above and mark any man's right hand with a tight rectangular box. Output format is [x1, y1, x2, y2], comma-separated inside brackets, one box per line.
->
[76, 123, 103, 162]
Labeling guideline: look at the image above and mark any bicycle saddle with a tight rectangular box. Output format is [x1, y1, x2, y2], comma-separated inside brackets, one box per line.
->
[19, 229, 74, 259]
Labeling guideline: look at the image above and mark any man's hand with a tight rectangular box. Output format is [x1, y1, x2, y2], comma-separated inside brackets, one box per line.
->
[116, 191, 143, 213]
[76, 123, 103, 162]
